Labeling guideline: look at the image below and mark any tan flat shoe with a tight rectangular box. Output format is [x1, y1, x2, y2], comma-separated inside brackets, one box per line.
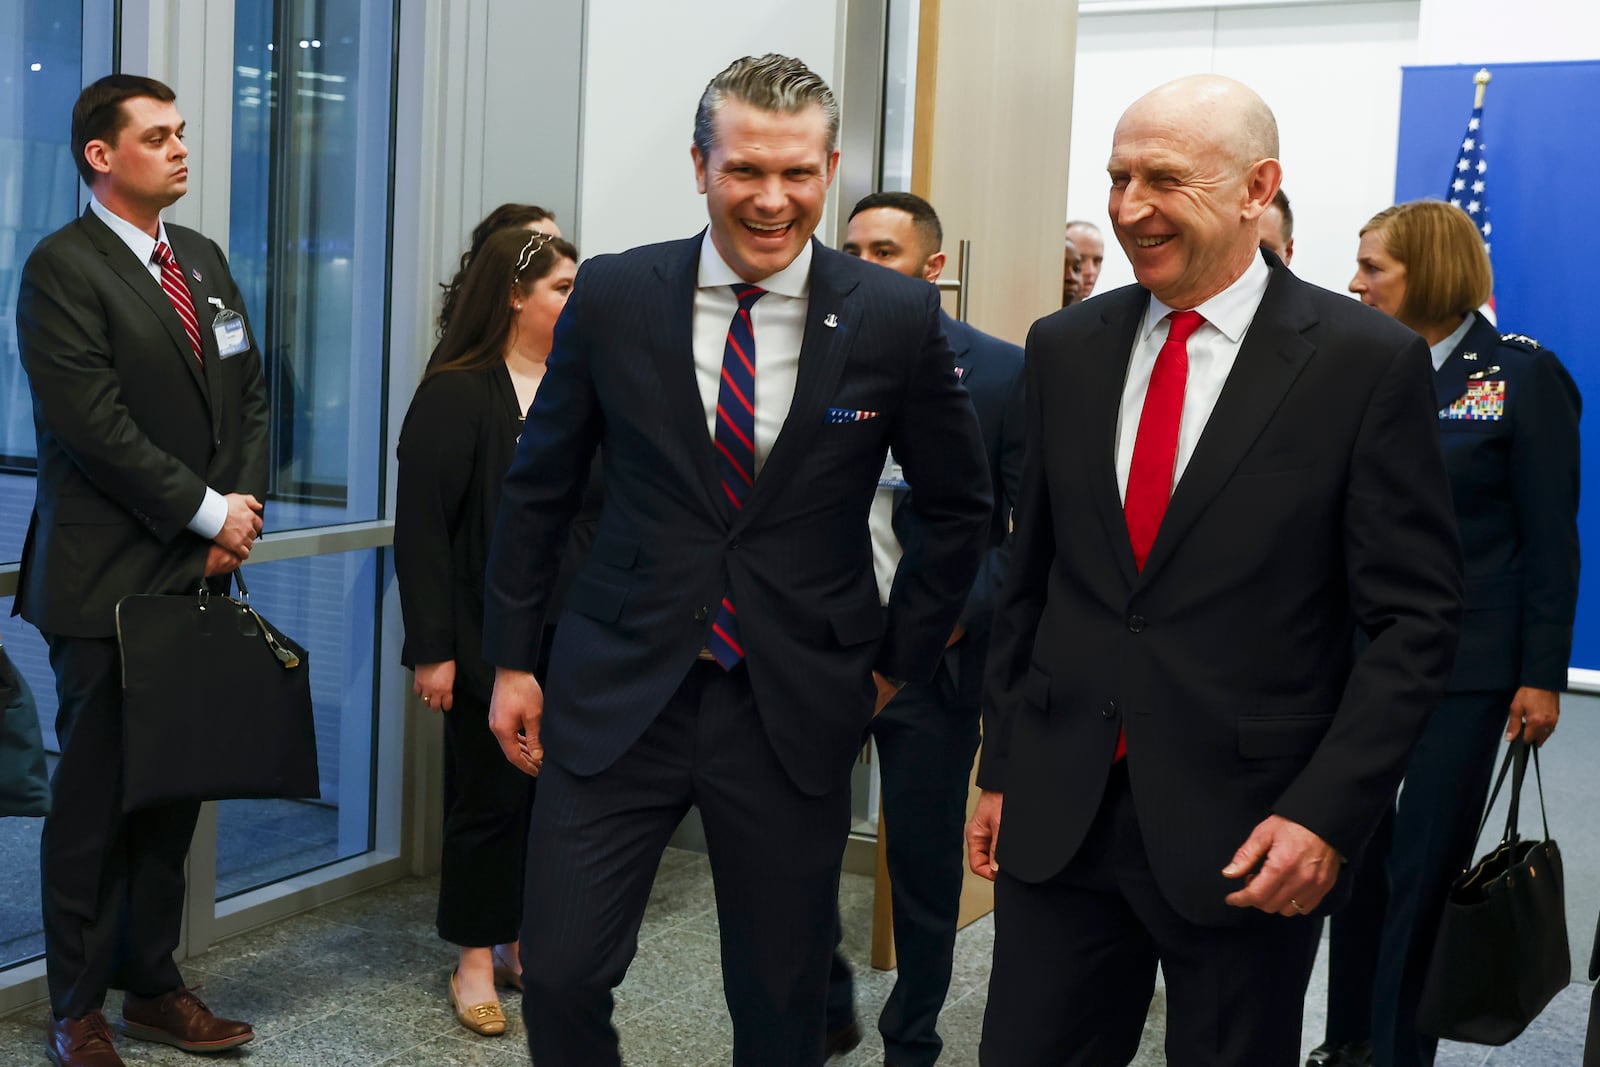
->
[491, 947, 524, 993]
[449, 969, 507, 1036]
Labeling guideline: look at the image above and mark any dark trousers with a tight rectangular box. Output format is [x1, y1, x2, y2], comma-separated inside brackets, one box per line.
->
[39, 634, 198, 1019]
[519, 661, 852, 1067]
[1327, 690, 1508, 1067]
[827, 668, 981, 1067]
[980, 763, 1322, 1067]
[437, 687, 534, 947]
[1322, 810, 1392, 1043]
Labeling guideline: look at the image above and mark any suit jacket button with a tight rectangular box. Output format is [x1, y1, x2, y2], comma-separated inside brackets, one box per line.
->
[693, 606, 709, 621]
[1101, 700, 1118, 719]
[1127, 615, 1146, 633]
[729, 537, 741, 550]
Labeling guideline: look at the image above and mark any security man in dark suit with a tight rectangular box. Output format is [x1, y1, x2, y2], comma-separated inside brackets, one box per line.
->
[1307, 199, 1581, 1067]
[969, 76, 1463, 1065]
[825, 191, 1023, 1066]
[15, 75, 266, 1067]
[481, 56, 991, 1067]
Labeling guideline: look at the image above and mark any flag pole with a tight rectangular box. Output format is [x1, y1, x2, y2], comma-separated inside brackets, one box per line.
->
[1474, 68, 1491, 108]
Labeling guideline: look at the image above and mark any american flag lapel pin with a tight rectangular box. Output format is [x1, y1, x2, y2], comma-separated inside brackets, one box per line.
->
[191, 268, 202, 282]
[823, 313, 839, 328]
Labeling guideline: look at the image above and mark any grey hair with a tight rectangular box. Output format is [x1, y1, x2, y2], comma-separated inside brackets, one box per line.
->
[693, 54, 840, 158]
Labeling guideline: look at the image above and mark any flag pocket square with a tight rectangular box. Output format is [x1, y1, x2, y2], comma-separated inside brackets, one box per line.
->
[825, 407, 879, 423]
[1441, 380, 1506, 421]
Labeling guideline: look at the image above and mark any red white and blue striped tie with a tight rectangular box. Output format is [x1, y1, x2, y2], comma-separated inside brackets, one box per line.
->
[706, 284, 766, 669]
[153, 240, 203, 368]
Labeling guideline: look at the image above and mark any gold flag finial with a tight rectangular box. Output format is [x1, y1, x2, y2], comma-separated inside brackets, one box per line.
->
[1474, 68, 1491, 109]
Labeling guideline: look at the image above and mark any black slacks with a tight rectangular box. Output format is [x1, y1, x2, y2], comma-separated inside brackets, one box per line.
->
[519, 660, 853, 1067]
[40, 633, 197, 1018]
[980, 762, 1322, 1067]
[436, 686, 534, 947]
[1330, 690, 1509, 1067]
[827, 665, 981, 1067]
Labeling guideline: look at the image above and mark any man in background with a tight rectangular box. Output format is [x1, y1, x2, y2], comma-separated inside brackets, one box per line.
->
[970, 75, 1461, 1064]
[16, 74, 266, 1067]
[1065, 218, 1106, 300]
[1261, 187, 1295, 264]
[1062, 233, 1085, 306]
[483, 55, 990, 1067]
[829, 191, 1023, 1066]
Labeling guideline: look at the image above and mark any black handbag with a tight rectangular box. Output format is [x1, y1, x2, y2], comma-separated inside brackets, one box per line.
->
[0, 639, 50, 818]
[1416, 738, 1569, 1045]
[115, 572, 320, 812]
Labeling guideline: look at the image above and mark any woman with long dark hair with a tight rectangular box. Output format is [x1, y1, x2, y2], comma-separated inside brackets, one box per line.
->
[395, 225, 579, 1036]
[437, 203, 559, 338]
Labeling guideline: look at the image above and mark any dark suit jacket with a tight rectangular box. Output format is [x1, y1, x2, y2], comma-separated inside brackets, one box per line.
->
[892, 311, 1024, 704]
[14, 207, 269, 638]
[1433, 312, 1580, 693]
[395, 362, 603, 702]
[979, 255, 1464, 927]
[482, 234, 992, 796]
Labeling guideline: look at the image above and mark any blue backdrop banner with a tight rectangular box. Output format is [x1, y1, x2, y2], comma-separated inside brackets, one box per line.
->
[1397, 60, 1600, 675]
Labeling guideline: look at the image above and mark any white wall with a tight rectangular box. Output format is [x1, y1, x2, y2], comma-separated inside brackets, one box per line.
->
[1066, 2, 1419, 298]
[1417, 0, 1600, 64]
[576, 0, 846, 257]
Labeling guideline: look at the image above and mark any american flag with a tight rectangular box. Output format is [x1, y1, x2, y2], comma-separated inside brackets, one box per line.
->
[1446, 74, 1493, 262]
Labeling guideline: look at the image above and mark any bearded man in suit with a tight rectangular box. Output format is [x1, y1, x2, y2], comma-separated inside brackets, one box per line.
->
[968, 75, 1464, 1066]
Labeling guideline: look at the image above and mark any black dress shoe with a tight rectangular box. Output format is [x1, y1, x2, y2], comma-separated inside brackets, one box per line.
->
[824, 1018, 862, 1057]
[1305, 1040, 1373, 1067]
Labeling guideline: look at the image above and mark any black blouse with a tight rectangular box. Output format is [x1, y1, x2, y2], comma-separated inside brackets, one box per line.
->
[395, 361, 602, 700]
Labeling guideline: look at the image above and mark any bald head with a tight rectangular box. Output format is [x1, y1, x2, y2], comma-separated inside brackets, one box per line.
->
[1107, 74, 1282, 309]
[1122, 75, 1278, 169]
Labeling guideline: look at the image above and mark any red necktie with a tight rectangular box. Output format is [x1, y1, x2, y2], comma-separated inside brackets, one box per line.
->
[153, 241, 204, 368]
[1114, 308, 1205, 761]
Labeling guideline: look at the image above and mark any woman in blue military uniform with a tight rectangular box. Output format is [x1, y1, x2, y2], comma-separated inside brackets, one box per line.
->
[1304, 199, 1582, 1067]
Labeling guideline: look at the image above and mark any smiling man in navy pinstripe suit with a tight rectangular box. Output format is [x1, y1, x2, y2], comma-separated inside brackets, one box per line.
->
[481, 55, 991, 1067]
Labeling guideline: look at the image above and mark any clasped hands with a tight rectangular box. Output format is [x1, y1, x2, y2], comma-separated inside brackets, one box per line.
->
[967, 794, 1339, 917]
[204, 492, 264, 577]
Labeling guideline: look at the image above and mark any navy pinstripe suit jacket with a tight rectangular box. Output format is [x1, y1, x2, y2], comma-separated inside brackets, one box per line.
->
[483, 233, 992, 796]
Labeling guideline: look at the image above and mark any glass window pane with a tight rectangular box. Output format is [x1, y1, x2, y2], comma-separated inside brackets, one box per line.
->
[214, 549, 380, 899]
[229, 0, 395, 533]
[0, 602, 53, 972]
[0, 2, 106, 565]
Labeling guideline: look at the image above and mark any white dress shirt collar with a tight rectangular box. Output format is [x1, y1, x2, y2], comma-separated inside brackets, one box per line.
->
[696, 229, 813, 298]
[89, 195, 171, 272]
[1428, 314, 1475, 372]
[1138, 251, 1271, 346]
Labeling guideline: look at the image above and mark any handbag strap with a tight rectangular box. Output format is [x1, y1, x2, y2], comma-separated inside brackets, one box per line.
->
[1474, 740, 1522, 847]
[1530, 742, 1552, 842]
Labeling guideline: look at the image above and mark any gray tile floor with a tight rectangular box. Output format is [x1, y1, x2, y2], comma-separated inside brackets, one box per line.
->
[0, 845, 1592, 1065]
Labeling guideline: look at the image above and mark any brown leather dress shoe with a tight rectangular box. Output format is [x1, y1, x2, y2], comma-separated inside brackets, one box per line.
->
[119, 987, 254, 1053]
[46, 1011, 125, 1067]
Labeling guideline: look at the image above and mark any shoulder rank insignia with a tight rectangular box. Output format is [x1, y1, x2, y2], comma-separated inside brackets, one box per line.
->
[1500, 332, 1542, 350]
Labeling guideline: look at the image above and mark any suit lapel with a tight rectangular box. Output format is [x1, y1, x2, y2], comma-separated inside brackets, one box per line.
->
[1135, 265, 1316, 586]
[80, 210, 210, 402]
[1084, 291, 1147, 588]
[736, 242, 860, 528]
[167, 229, 227, 433]
[945, 313, 976, 387]
[647, 236, 726, 519]
[1434, 312, 1494, 410]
